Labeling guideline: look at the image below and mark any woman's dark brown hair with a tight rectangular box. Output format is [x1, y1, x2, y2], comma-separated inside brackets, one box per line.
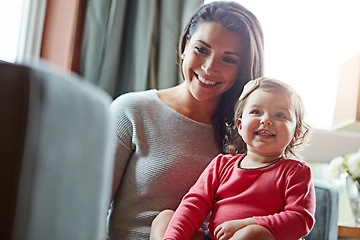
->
[178, 1, 264, 152]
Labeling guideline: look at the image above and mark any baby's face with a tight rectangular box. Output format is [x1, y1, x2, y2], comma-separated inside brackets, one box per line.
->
[237, 89, 297, 157]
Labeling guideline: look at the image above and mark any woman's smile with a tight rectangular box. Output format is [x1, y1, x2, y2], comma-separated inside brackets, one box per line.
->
[196, 74, 220, 86]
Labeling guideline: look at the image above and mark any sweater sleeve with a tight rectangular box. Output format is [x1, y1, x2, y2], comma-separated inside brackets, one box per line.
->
[163, 155, 223, 240]
[254, 162, 316, 240]
[109, 95, 135, 201]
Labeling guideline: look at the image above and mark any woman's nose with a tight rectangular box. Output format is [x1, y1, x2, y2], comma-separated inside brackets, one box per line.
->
[201, 56, 217, 74]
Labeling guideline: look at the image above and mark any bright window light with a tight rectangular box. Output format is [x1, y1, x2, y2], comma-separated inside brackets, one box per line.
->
[205, 0, 360, 130]
[0, 0, 24, 62]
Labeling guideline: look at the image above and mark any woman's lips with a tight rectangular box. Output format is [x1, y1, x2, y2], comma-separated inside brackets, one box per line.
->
[197, 74, 219, 86]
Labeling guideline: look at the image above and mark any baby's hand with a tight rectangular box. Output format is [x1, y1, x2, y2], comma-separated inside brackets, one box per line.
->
[213, 218, 256, 240]
[214, 219, 243, 240]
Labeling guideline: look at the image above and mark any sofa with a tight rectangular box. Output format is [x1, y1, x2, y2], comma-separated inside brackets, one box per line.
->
[0, 61, 115, 240]
[306, 179, 339, 240]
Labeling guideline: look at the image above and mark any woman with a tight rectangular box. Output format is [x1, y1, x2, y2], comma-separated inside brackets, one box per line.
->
[107, 1, 264, 239]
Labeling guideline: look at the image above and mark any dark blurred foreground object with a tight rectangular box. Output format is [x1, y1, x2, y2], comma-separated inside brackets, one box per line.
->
[0, 61, 115, 240]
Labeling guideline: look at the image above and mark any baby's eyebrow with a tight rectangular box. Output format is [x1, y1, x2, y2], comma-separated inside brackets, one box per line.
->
[277, 107, 292, 113]
[248, 104, 261, 108]
[277, 107, 287, 111]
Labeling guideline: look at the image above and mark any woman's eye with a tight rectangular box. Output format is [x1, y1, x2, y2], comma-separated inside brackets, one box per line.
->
[195, 46, 207, 54]
[223, 57, 237, 64]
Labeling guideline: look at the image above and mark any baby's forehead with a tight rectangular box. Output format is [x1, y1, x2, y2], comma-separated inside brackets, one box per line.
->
[250, 88, 291, 98]
[246, 89, 295, 108]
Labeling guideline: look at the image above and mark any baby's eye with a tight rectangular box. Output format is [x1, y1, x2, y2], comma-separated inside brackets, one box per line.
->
[275, 112, 286, 118]
[250, 109, 261, 115]
[195, 46, 207, 54]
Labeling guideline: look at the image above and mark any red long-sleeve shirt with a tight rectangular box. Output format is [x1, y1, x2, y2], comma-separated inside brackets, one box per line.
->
[163, 154, 315, 240]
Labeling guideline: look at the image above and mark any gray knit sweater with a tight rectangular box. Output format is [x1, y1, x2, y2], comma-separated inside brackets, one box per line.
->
[107, 89, 219, 239]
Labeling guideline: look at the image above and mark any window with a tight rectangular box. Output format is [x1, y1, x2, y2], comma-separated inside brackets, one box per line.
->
[0, 0, 47, 63]
[205, 0, 360, 130]
[0, 0, 24, 62]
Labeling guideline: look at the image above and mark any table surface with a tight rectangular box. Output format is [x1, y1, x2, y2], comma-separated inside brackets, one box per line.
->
[338, 225, 360, 239]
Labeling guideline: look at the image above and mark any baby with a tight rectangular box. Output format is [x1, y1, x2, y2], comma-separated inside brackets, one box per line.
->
[151, 77, 315, 240]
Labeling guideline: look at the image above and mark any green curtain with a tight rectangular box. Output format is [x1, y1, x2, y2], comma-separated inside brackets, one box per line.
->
[80, 0, 203, 98]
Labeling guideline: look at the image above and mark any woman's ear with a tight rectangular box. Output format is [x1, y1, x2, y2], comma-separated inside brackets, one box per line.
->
[184, 34, 190, 52]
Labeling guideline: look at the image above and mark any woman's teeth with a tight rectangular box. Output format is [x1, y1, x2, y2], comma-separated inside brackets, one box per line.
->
[198, 75, 217, 85]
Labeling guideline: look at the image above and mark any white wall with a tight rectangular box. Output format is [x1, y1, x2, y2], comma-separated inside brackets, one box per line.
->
[302, 129, 360, 163]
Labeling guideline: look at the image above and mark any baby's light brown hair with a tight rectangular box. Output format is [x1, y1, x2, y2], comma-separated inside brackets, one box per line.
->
[224, 77, 310, 158]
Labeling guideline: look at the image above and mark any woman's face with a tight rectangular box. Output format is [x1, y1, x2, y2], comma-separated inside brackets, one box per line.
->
[182, 21, 245, 103]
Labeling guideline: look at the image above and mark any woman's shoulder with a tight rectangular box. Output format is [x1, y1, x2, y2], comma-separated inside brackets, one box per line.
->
[110, 89, 161, 113]
[112, 89, 158, 106]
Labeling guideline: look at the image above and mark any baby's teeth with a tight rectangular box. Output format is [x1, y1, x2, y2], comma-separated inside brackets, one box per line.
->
[258, 131, 273, 136]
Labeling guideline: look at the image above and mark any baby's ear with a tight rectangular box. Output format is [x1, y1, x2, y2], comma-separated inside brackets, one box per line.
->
[291, 130, 300, 144]
[236, 118, 243, 134]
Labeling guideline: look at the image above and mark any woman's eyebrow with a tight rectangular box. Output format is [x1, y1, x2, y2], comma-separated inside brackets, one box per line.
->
[196, 40, 241, 58]
[224, 51, 241, 58]
[196, 40, 211, 48]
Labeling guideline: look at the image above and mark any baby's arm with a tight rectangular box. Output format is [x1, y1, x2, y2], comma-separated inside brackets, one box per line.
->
[214, 218, 276, 240]
[163, 156, 224, 239]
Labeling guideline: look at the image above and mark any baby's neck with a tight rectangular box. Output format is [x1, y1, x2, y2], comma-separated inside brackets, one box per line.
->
[240, 152, 282, 169]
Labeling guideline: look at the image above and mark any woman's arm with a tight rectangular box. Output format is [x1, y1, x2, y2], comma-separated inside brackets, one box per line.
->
[109, 97, 135, 202]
